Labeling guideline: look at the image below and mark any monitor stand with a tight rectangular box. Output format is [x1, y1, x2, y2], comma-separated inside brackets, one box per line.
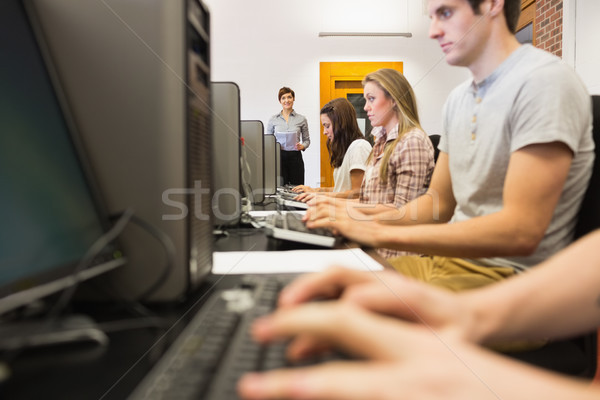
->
[0, 314, 108, 352]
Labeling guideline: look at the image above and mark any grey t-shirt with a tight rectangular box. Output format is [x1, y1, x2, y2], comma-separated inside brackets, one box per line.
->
[439, 45, 594, 270]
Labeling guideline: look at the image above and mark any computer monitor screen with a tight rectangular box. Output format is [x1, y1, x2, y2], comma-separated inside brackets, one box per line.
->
[263, 134, 277, 195]
[211, 82, 242, 226]
[241, 120, 265, 204]
[0, 0, 125, 315]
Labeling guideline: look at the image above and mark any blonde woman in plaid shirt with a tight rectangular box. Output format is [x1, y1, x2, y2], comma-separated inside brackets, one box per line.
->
[359, 68, 435, 258]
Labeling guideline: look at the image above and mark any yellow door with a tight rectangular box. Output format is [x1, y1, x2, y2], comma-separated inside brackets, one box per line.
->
[319, 62, 403, 188]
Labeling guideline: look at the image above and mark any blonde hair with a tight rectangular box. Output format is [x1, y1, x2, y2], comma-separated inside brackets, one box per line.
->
[363, 68, 422, 184]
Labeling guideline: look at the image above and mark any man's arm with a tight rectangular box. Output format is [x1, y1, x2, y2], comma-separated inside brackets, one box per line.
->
[348, 229, 600, 345]
[373, 151, 456, 223]
[463, 229, 600, 344]
[308, 151, 455, 222]
[278, 230, 600, 347]
[236, 232, 600, 399]
[308, 142, 573, 257]
[237, 301, 600, 400]
[302, 153, 455, 246]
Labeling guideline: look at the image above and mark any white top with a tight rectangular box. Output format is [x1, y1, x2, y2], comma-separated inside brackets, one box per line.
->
[333, 139, 372, 192]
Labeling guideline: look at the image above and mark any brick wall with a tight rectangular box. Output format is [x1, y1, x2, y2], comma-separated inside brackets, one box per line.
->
[536, 0, 563, 57]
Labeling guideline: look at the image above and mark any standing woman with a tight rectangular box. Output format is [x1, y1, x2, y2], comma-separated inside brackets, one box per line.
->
[266, 87, 310, 185]
[293, 97, 371, 200]
[360, 68, 435, 258]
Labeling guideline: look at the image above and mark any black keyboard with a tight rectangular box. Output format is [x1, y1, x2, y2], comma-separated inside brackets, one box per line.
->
[129, 276, 342, 400]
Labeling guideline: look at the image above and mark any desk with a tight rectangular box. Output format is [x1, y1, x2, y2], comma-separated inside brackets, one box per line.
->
[1, 228, 381, 399]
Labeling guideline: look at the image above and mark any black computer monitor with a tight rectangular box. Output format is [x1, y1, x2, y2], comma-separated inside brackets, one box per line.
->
[241, 120, 265, 204]
[276, 142, 283, 187]
[211, 81, 242, 225]
[263, 134, 277, 195]
[0, 0, 125, 316]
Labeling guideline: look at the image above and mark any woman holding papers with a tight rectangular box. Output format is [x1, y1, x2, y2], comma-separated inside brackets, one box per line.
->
[266, 87, 310, 185]
[293, 98, 372, 200]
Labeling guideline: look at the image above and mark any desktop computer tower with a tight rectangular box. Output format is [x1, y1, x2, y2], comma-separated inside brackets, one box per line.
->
[29, 0, 213, 301]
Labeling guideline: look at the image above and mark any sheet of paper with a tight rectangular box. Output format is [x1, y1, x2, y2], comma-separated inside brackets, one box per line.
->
[212, 248, 383, 275]
[275, 131, 298, 151]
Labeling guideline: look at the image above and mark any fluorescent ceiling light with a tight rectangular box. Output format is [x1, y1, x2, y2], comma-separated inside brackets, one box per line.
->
[318, 32, 412, 38]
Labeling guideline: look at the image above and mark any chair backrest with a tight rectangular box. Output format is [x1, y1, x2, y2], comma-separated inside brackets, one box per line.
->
[574, 95, 600, 239]
[428, 134, 441, 163]
[509, 96, 599, 379]
[572, 95, 600, 378]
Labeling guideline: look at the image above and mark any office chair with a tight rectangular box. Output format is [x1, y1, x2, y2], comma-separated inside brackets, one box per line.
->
[428, 134, 441, 163]
[504, 95, 600, 378]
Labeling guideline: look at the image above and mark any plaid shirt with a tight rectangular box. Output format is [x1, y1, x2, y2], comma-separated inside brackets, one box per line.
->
[360, 125, 434, 259]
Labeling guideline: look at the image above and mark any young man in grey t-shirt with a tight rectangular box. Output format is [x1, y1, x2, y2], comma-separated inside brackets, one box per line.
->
[237, 0, 597, 398]
[304, 0, 594, 291]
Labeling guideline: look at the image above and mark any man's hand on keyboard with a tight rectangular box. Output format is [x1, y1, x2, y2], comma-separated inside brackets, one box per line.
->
[236, 300, 512, 400]
[277, 267, 383, 307]
[277, 267, 467, 338]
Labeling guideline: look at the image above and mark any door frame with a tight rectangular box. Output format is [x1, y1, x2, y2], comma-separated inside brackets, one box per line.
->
[319, 61, 403, 188]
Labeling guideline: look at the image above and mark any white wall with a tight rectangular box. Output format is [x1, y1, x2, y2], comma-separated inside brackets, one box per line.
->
[565, 0, 600, 95]
[204, 0, 600, 186]
[203, 0, 469, 187]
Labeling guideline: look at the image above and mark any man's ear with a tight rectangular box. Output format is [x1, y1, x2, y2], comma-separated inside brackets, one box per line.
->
[488, 0, 505, 17]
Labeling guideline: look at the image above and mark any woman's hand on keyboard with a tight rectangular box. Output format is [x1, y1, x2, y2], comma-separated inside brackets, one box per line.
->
[304, 197, 382, 246]
[292, 185, 312, 193]
[294, 192, 316, 202]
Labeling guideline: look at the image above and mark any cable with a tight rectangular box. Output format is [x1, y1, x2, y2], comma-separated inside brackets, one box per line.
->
[113, 214, 177, 302]
[255, 197, 277, 206]
[47, 208, 134, 320]
[0, 209, 135, 363]
[85, 280, 162, 322]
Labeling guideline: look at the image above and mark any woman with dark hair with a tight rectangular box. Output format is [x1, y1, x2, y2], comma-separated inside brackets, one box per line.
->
[294, 98, 371, 200]
[266, 87, 310, 185]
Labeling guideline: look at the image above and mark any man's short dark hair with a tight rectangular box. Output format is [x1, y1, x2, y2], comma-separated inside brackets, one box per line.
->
[467, 0, 521, 34]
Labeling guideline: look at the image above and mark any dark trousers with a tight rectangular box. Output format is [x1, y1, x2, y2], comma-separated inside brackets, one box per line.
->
[280, 150, 304, 185]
